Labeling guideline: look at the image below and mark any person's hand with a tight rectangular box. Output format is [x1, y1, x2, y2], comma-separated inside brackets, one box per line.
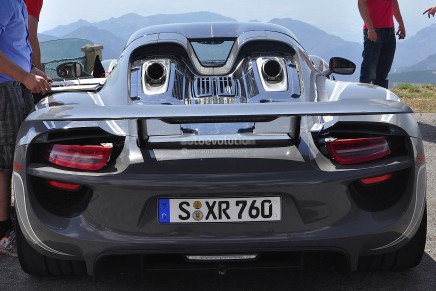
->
[396, 25, 406, 40]
[31, 66, 53, 83]
[367, 29, 377, 42]
[423, 6, 436, 18]
[21, 72, 52, 95]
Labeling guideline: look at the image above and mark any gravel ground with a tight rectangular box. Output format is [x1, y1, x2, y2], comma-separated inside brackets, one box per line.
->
[415, 113, 436, 261]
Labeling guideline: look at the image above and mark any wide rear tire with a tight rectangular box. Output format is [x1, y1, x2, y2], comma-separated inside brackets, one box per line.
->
[15, 217, 87, 276]
[358, 206, 427, 271]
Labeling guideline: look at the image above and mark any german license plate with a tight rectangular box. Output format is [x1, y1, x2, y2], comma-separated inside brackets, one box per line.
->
[158, 197, 281, 223]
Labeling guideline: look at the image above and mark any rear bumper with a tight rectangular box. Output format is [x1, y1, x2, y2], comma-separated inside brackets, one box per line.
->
[13, 159, 426, 275]
[12, 121, 427, 275]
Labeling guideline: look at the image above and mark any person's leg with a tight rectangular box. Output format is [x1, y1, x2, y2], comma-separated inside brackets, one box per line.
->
[374, 28, 396, 89]
[360, 29, 383, 84]
[0, 83, 26, 237]
[0, 147, 12, 238]
[0, 172, 11, 221]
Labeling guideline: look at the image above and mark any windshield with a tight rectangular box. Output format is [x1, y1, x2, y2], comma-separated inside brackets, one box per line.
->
[190, 39, 234, 67]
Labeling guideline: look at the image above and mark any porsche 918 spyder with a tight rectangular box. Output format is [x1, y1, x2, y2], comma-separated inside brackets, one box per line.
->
[12, 22, 426, 276]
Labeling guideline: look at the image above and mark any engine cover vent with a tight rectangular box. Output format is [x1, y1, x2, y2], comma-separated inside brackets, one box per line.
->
[193, 77, 237, 97]
[193, 77, 213, 97]
[216, 77, 237, 97]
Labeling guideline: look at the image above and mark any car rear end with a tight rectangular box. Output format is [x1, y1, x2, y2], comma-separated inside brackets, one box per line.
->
[12, 22, 426, 276]
[12, 103, 425, 275]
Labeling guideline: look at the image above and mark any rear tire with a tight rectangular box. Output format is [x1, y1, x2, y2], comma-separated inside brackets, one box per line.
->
[15, 216, 87, 276]
[358, 206, 427, 271]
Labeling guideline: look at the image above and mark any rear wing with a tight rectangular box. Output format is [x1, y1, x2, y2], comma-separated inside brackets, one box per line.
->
[26, 99, 411, 123]
[23, 99, 412, 148]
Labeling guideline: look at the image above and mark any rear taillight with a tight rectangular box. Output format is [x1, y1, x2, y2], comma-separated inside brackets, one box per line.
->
[47, 144, 112, 170]
[326, 137, 390, 165]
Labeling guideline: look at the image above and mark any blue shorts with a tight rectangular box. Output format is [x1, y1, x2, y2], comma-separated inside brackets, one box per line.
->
[0, 81, 30, 171]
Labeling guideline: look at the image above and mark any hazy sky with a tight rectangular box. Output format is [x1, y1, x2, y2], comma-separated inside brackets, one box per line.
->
[39, 0, 436, 42]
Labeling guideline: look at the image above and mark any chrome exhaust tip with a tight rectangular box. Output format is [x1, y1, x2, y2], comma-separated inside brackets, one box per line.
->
[262, 59, 284, 83]
[144, 61, 167, 85]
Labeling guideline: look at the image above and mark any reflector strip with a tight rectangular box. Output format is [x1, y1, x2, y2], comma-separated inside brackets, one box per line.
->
[13, 162, 23, 171]
[48, 180, 81, 190]
[360, 174, 393, 185]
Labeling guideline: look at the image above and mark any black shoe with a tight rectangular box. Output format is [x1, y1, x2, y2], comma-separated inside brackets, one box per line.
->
[0, 219, 12, 238]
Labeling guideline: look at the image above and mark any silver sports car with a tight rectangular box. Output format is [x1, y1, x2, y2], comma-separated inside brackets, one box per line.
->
[13, 22, 426, 276]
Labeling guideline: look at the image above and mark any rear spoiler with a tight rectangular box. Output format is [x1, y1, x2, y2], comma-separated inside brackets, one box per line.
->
[26, 99, 412, 123]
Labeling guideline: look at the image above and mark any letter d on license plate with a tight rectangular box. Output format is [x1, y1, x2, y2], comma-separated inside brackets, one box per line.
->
[158, 197, 281, 223]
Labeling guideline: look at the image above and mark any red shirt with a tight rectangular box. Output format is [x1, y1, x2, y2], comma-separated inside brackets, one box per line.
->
[363, 0, 394, 29]
[24, 0, 43, 21]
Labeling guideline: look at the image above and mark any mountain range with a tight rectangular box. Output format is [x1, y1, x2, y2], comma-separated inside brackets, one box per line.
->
[39, 12, 436, 85]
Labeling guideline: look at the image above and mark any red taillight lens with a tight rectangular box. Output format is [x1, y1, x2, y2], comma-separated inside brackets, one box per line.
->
[326, 137, 390, 165]
[47, 144, 112, 170]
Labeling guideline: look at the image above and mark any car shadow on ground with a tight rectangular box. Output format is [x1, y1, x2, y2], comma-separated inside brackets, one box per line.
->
[29, 252, 433, 291]
[418, 122, 436, 144]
